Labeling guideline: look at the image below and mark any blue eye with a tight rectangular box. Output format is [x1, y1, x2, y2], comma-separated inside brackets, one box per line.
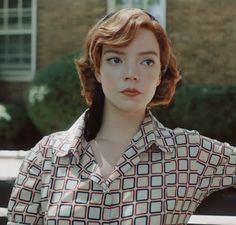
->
[142, 59, 154, 66]
[107, 57, 122, 64]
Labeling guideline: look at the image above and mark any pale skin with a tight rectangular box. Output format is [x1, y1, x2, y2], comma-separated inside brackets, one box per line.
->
[90, 28, 162, 179]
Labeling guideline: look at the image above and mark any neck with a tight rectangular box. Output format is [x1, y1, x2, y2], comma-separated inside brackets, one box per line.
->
[96, 103, 146, 143]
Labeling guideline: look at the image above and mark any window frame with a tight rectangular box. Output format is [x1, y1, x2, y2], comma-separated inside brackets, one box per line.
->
[106, 0, 166, 29]
[0, 0, 37, 82]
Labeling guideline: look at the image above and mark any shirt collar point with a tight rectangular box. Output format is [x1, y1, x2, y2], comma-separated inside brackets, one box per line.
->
[147, 110, 175, 153]
[53, 112, 87, 157]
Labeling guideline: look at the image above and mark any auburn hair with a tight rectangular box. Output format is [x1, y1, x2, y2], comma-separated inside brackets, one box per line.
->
[74, 8, 181, 140]
[75, 8, 181, 107]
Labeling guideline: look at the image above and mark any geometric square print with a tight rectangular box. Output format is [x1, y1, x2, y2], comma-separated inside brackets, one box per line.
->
[137, 176, 149, 187]
[75, 192, 89, 204]
[137, 164, 149, 175]
[19, 189, 32, 202]
[151, 189, 162, 199]
[122, 191, 134, 203]
[151, 176, 163, 187]
[134, 216, 147, 224]
[7, 109, 236, 225]
[122, 204, 134, 218]
[150, 201, 162, 213]
[73, 206, 86, 218]
[135, 202, 148, 215]
[136, 190, 148, 201]
[91, 193, 103, 205]
[122, 178, 135, 189]
[88, 206, 101, 220]
[58, 205, 72, 217]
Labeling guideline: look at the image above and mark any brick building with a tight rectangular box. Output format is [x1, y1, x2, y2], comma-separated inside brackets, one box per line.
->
[167, 0, 236, 84]
[0, 0, 235, 103]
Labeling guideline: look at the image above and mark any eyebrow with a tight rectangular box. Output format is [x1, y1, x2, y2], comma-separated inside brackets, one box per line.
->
[103, 49, 159, 57]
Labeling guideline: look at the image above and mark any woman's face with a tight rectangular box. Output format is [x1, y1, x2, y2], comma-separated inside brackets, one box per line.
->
[96, 28, 161, 114]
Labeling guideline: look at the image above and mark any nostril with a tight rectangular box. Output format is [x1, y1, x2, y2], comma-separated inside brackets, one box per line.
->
[123, 74, 139, 81]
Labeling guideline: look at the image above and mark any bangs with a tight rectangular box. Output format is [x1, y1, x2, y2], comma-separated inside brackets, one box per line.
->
[90, 9, 160, 71]
[76, 8, 180, 107]
[96, 10, 157, 47]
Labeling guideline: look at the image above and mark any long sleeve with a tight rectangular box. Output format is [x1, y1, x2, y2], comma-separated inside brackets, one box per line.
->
[196, 135, 236, 196]
[7, 139, 46, 225]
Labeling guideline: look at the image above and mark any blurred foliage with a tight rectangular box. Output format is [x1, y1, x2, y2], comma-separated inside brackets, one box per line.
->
[152, 83, 236, 145]
[0, 103, 27, 142]
[0, 103, 41, 149]
[26, 51, 87, 135]
[26, 50, 236, 145]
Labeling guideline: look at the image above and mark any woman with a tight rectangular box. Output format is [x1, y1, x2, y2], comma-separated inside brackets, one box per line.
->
[7, 8, 236, 225]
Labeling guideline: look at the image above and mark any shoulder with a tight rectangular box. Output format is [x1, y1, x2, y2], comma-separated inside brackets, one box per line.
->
[27, 110, 87, 161]
[150, 111, 201, 146]
[171, 127, 201, 145]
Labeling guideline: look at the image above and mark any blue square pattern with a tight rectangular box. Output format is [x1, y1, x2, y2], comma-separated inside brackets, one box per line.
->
[123, 178, 135, 189]
[88, 206, 101, 220]
[59, 205, 72, 217]
[137, 164, 149, 175]
[122, 204, 134, 217]
[151, 176, 163, 187]
[136, 190, 148, 201]
[76, 192, 89, 204]
[135, 216, 147, 225]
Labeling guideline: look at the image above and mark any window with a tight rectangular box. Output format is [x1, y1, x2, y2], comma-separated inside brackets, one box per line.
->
[0, 0, 37, 81]
[107, 0, 166, 29]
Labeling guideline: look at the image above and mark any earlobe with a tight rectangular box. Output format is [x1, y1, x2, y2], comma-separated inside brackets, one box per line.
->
[95, 72, 101, 83]
[156, 75, 161, 87]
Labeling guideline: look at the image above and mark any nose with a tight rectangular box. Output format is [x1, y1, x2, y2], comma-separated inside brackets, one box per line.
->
[123, 64, 139, 81]
[123, 73, 139, 81]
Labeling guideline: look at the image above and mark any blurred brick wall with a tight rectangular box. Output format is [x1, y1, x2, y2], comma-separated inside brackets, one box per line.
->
[0, 1, 106, 103]
[37, 0, 106, 68]
[167, 0, 236, 84]
[2, 0, 236, 103]
[0, 82, 29, 103]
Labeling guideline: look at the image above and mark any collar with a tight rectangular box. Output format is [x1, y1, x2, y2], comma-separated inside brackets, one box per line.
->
[131, 110, 175, 153]
[53, 109, 175, 158]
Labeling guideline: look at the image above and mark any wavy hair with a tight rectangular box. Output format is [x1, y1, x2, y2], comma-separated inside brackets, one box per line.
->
[75, 8, 181, 140]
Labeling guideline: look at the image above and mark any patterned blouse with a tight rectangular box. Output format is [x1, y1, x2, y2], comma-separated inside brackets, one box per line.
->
[7, 110, 236, 225]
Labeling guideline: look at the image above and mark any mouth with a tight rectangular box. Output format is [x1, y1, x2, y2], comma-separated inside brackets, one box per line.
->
[120, 88, 141, 97]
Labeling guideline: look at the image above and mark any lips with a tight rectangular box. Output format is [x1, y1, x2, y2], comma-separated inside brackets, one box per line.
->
[120, 88, 141, 97]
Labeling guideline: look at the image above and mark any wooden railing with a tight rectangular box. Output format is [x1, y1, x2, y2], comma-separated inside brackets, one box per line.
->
[0, 150, 236, 225]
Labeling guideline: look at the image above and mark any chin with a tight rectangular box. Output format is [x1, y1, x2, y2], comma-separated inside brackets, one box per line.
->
[115, 103, 146, 114]
[105, 97, 148, 114]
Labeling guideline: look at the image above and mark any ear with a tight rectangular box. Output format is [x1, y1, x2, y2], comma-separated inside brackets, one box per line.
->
[156, 73, 161, 86]
[95, 71, 101, 83]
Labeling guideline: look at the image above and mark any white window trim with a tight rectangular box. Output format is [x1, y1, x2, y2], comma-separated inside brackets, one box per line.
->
[106, 0, 166, 29]
[0, 0, 37, 82]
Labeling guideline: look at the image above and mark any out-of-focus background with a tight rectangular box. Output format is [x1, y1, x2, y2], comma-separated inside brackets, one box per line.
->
[0, 0, 235, 224]
[1, 0, 236, 150]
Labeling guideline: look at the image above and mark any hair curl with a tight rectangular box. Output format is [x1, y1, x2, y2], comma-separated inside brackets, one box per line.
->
[75, 8, 181, 107]
[75, 8, 181, 140]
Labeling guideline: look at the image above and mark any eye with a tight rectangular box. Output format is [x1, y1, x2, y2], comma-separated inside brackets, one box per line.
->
[107, 57, 122, 64]
[141, 59, 155, 66]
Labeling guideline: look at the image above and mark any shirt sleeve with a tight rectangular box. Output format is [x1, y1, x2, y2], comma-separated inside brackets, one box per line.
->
[196, 135, 236, 194]
[7, 138, 47, 225]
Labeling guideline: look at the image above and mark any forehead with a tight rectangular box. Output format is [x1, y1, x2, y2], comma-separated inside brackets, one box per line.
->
[102, 28, 160, 54]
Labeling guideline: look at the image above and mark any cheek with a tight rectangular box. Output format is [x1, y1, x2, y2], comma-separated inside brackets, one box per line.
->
[99, 72, 119, 93]
[145, 73, 161, 88]
[143, 74, 160, 98]
[101, 66, 120, 83]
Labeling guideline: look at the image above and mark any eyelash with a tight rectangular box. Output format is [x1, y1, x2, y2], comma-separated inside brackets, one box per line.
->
[141, 59, 155, 66]
[106, 57, 122, 64]
[106, 57, 155, 66]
